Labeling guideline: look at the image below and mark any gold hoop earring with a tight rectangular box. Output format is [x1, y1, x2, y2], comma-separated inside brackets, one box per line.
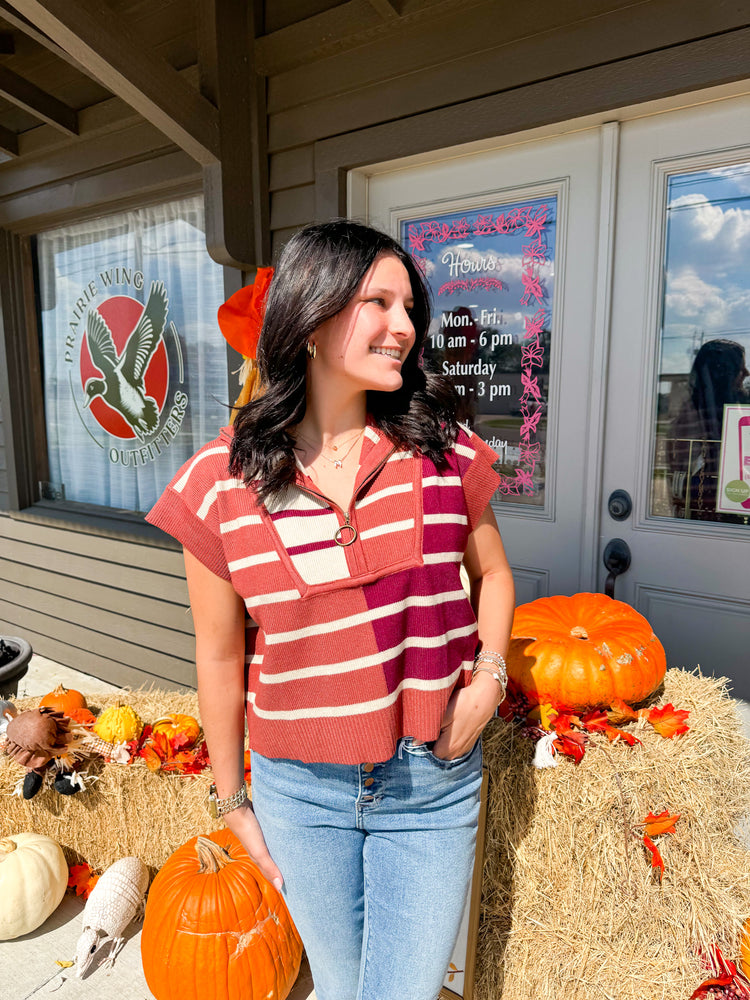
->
[306, 341, 317, 360]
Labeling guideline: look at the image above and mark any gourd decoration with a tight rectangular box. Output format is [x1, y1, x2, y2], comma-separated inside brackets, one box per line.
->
[151, 713, 201, 747]
[93, 703, 143, 743]
[0, 833, 68, 939]
[39, 684, 88, 715]
[141, 828, 303, 1000]
[506, 592, 667, 711]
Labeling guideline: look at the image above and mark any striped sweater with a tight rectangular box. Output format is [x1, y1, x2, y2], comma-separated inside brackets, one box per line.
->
[146, 422, 500, 764]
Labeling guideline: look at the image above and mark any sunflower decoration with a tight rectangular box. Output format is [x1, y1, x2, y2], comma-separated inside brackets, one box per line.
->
[217, 266, 273, 420]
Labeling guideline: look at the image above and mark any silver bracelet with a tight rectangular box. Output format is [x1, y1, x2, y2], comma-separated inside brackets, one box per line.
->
[474, 650, 507, 671]
[208, 782, 248, 819]
[471, 664, 508, 699]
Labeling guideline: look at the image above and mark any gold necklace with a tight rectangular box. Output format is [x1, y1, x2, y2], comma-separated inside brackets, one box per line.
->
[295, 428, 364, 470]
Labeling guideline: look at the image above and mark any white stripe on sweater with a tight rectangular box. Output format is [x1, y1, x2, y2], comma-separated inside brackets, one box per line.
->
[244, 589, 301, 609]
[173, 445, 229, 493]
[359, 518, 414, 541]
[423, 552, 464, 564]
[423, 513, 468, 525]
[247, 662, 470, 720]
[259, 623, 477, 684]
[453, 442, 476, 460]
[220, 514, 263, 533]
[228, 550, 280, 572]
[197, 478, 246, 520]
[355, 482, 413, 509]
[422, 475, 461, 488]
[264, 589, 467, 645]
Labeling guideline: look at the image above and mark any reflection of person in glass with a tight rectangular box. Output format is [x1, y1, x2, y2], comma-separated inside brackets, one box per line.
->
[668, 339, 750, 520]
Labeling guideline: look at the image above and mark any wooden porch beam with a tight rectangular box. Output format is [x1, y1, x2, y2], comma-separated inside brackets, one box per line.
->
[3, 0, 220, 165]
[0, 2, 88, 71]
[255, 0, 469, 74]
[0, 122, 18, 156]
[0, 63, 77, 134]
[366, 0, 402, 19]
[200, 0, 269, 270]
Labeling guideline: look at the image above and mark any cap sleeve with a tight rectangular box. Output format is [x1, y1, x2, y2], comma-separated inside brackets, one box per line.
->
[146, 441, 234, 582]
[453, 426, 501, 532]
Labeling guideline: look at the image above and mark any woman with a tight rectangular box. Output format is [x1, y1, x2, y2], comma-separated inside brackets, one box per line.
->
[668, 339, 749, 520]
[147, 220, 515, 1000]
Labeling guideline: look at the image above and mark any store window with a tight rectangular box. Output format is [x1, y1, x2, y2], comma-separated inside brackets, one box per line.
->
[35, 195, 229, 515]
[401, 195, 556, 508]
[651, 163, 750, 524]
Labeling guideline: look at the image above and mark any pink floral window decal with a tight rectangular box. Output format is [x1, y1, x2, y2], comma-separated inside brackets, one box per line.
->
[402, 196, 556, 506]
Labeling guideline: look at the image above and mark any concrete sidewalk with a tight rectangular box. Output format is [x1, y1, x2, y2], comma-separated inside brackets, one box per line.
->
[2, 655, 316, 1000]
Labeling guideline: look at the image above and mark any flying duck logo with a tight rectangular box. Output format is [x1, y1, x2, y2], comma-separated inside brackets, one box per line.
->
[66, 271, 188, 467]
[81, 282, 169, 440]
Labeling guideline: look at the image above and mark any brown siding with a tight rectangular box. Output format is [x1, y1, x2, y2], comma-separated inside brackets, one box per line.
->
[0, 512, 196, 689]
[265, 0, 750, 241]
[0, 409, 7, 512]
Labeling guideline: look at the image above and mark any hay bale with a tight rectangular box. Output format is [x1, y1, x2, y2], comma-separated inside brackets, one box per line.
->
[476, 668, 750, 1000]
[0, 689, 223, 877]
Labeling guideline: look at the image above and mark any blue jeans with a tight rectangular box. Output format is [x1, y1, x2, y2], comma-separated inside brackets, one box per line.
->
[250, 738, 483, 1000]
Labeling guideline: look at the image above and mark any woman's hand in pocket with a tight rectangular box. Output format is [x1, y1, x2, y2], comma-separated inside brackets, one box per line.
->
[223, 801, 284, 891]
[431, 671, 501, 760]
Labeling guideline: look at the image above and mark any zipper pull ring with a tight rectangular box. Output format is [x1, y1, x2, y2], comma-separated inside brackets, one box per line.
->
[334, 512, 358, 547]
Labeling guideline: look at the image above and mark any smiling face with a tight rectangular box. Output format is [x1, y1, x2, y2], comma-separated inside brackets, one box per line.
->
[309, 252, 416, 397]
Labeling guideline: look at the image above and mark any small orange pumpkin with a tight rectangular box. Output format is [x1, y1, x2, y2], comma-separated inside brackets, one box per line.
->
[141, 828, 302, 1000]
[39, 684, 87, 715]
[742, 919, 750, 979]
[506, 592, 666, 711]
[151, 713, 200, 747]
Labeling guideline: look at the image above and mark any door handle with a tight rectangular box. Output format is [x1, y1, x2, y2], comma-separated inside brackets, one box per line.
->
[603, 538, 632, 599]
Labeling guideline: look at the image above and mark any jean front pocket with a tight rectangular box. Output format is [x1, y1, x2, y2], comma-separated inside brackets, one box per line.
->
[425, 737, 482, 769]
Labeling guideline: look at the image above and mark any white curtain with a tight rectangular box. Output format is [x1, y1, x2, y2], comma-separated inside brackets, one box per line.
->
[37, 195, 229, 513]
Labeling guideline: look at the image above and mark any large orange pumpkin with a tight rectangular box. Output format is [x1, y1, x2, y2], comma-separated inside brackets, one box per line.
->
[742, 919, 750, 979]
[506, 593, 666, 711]
[141, 828, 302, 1000]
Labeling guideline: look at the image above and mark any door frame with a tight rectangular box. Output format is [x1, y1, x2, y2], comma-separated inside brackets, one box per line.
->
[349, 121, 620, 593]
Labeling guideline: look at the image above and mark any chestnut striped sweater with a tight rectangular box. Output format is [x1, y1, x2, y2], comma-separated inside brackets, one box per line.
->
[146, 423, 500, 764]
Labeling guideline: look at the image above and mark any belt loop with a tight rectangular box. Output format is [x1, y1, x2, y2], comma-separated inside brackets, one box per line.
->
[397, 737, 405, 760]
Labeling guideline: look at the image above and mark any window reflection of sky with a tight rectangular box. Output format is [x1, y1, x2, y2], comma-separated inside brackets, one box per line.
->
[661, 163, 750, 374]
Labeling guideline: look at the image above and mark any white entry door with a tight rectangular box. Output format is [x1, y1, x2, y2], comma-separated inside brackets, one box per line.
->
[357, 96, 750, 689]
[601, 97, 750, 695]
[360, 129, 613, 603]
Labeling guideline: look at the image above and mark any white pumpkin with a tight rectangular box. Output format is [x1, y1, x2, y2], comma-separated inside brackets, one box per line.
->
[0, 833, 68, 939]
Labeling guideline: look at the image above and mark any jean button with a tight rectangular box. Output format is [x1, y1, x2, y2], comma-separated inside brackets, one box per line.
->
[364, 777, 374, 787]
[363, 762, 374, 772]
[361, 795, 373, 802]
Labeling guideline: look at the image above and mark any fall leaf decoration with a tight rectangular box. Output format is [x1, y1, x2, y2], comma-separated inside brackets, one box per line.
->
[643, 810, 680, 837]
[689, 944, 750, 999]
[511, 688, 690, 766]
[633, 809, 681, 882]
[67, 862, 100, 900]
[646, 702, 690, 738]
[134, 724, 211, 775]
